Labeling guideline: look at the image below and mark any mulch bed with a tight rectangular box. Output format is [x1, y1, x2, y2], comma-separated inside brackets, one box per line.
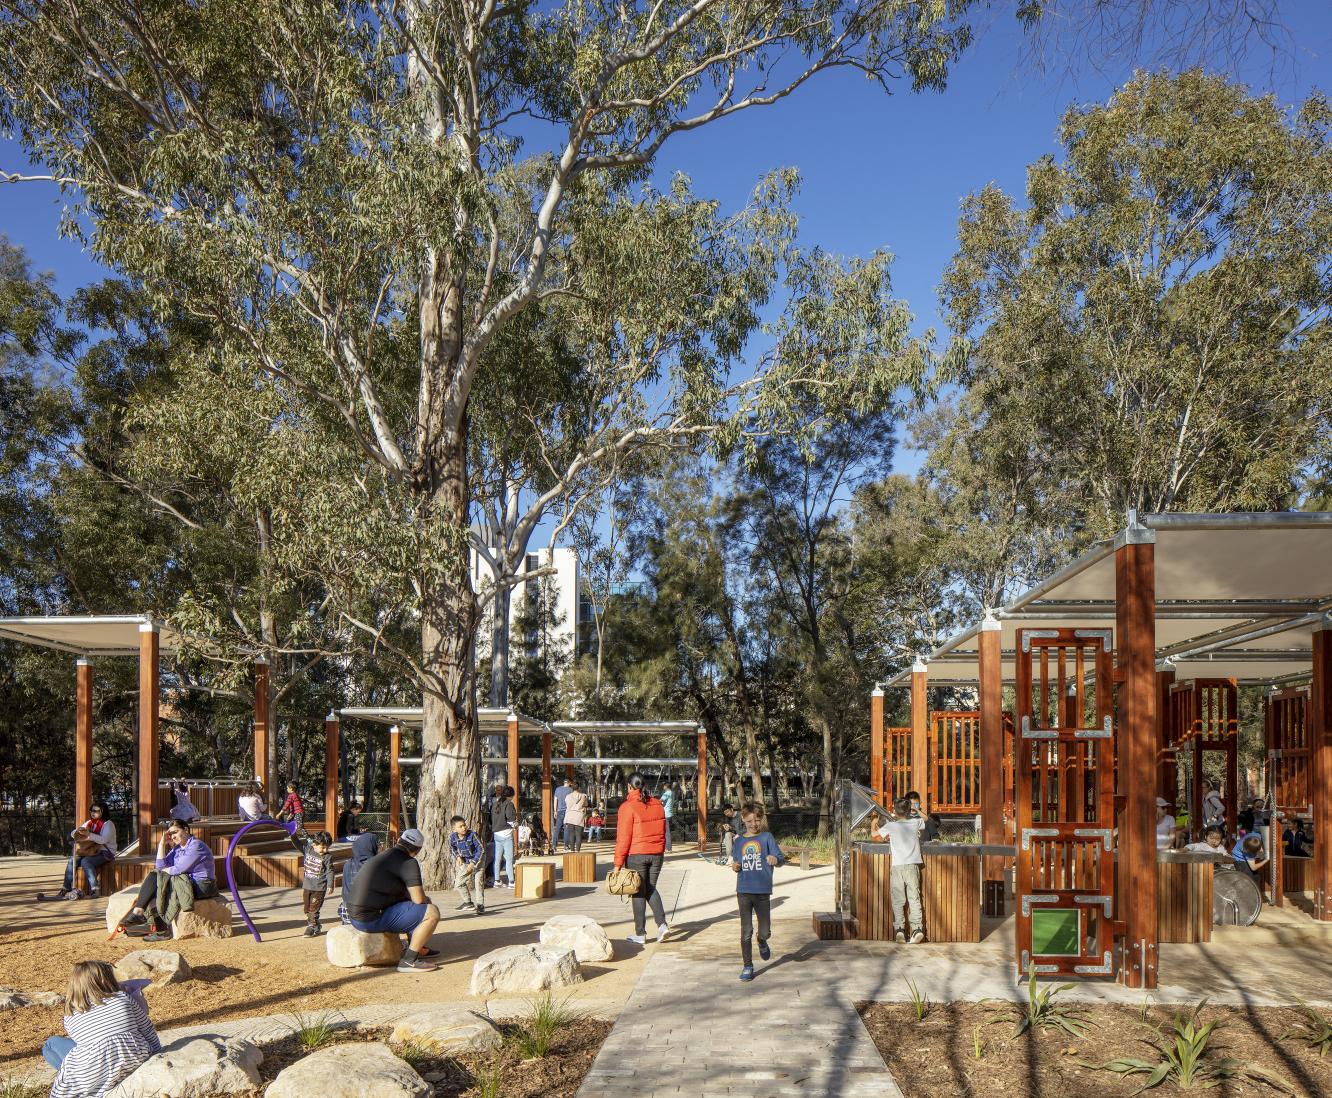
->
[250, 1019, 613, 1098]
[858, 1001, 1332, 1097]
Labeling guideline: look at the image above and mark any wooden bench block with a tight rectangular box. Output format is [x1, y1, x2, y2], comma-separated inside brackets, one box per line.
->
[516, 861, 555, 900]
[562, 852, 596, 883]
[813, 912, 857, 940]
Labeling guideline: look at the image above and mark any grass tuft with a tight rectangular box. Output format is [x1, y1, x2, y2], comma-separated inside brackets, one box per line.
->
[395, 1035, 434, 1068]
[282, 1008, 346, 1051]
[0, 1078, 45, 1098]
[1280, 1000, 1332, 1058]
[509, 993, 584, 1059]
[904, 976, 930, 1022]
[986, 965, 1095, 1039]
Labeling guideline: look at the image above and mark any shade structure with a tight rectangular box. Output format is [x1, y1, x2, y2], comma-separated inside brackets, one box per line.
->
[0, 614, 187, 656]
[889, 513, 1332, 688]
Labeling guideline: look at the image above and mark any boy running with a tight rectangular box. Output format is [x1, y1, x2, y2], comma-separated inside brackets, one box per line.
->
[450, 815, 485, 915]
[731, 803, 784, 982]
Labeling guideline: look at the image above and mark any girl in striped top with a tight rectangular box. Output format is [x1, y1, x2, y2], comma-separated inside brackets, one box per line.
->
[44, 960, 161, 1098]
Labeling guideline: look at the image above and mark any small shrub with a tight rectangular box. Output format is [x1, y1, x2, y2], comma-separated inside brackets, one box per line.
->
[987, 965, 1094, 1039]
[510, 993, 583, 1059]
[904, 977, 930, 1022]
[472, 1058, 506, 1098]
[1281, 1001, 1332, 1057]
[0, 1078, 45, 1098]
[972, 1024, 985, 1060]
[283, 1009, 345, 1051]
[1091, 1000, 1290, 1093]
[395, 1036, 433, 1068]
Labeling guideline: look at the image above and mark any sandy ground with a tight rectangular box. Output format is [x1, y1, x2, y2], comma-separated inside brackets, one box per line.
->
[0, 844, 677, 1083]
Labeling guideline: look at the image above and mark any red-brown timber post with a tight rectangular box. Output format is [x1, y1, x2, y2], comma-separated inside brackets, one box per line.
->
[388, 724, 401, 843]
[76, 657, 93, 827]
[1312, 621, 1332, 920]
[910, 659, 929, 814]
[979, 613, 1005, 915]
[137, 622, 160, 842]
[253, 658, 270, 795]
[506, 712, 520, 818]
[1116, 521, 1158, 988]
[324, 712, 340, 833]
[541, 731, 553, 841]
[870, 686, 886, 808]
[697, 726, 708, 850]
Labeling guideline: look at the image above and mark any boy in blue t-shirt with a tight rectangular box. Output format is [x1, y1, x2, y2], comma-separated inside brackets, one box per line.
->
[732, 803, 784, 982]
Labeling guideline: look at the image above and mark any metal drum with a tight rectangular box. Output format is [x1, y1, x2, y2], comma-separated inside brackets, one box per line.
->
[1212, 866, 1262, 926]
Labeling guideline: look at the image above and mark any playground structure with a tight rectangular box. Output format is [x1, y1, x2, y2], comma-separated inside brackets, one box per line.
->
[867, 511, 1332, 989]
[339, 708, 709, 849]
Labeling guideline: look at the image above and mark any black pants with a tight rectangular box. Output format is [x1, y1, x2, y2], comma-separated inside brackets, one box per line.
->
[135, 872, 218, 913]
[738, 893, 771, 966]
[565, 824, 584, 852]
[303, 888, 326, 923]
[626, 853, 665, 935]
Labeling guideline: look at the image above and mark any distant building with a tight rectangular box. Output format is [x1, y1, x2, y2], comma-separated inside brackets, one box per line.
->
[471, 546, 580, 665]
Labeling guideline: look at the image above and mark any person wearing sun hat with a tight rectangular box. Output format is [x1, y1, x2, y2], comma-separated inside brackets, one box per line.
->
[344, 827, 441, 972]
[1155, 797, 1180, 850]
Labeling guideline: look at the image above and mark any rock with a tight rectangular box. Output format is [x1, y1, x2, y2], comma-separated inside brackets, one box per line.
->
[326, 925, 403, 968]
[171, 899, 234, 940]
[113, 950, 192, 986]
[108, 1036, 262, 1097]
[264, 1042, 429, 1098]
[469, 944, 583, 996]
[0, 987, 63, 1011]
[389, 1007, 503, 1055]
[105, 887, 140, 934]
[104, 887, 234, 939]
[539, 914, 614, 963]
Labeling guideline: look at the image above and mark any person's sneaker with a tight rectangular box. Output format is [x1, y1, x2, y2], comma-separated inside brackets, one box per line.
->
[894, 931, 906, 944]
[456, 901, 475, 911]
[303, 924, 317, 937]
[475, 905, 485, 916]
[64, 888, 83, 901]
[144, 925, 172, 943]
[739, 965, 755, 982]
[417, 946, 441, 959]
[758, 940, 771, 961]
[626, 934, 646, 945]
[655, 923, 670, 943]
[120, 910, 148, 926]
[910, 930, 926, 945]
[396, 957, 439, 973]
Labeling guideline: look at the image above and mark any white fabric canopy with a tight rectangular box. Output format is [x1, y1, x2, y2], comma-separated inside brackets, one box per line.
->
[0, 614, 186, 656]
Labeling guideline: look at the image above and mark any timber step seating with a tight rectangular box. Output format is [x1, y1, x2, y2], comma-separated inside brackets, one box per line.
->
[87, 816, 350, 892]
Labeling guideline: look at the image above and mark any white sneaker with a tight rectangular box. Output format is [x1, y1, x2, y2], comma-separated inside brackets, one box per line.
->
[627, 934, 646, 945]
[655, 923, 669, 943]
[910, 930, 926, 945]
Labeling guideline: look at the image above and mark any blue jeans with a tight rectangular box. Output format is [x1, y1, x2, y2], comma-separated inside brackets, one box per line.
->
[493, 831, 514, 884]
[63, 847, 114, 893]
[350, 900, 428, 934]
[43, 1036, 75, 1069]
[664, 817, 673, 852]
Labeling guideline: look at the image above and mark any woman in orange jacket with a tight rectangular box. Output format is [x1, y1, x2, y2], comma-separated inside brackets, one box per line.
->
[614, 773, 669, 944]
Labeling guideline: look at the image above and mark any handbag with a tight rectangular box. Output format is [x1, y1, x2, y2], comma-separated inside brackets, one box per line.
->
[605, 865, 642, 896]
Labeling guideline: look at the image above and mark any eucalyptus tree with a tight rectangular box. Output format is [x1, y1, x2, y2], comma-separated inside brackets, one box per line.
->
[0, 0, 972, 880]
[941, 70, 1332, 539]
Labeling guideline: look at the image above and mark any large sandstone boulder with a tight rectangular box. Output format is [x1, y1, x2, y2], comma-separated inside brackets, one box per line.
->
[326, 925, 403, 968]
[113, 950, 192, 987]
[539, 914, 614, 963]
[469, 944, 582, 996]
[0, 987, 63, 1011]
[104, 887, 234, 940]
[389, 1007, 502, 1055]
[107, 1036, 262, 1097]
[264, 1042, 429, 1098]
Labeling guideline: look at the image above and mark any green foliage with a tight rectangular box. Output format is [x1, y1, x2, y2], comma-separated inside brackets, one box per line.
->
[472, 1059, 507, 1098]
[283, 1010, 346, 1052]
[1280, 1001, 1332, 1058]
[510, 994, 583, 1059]
[990, 966, 1094, 1039]
[940, 71, 1332, 538]
[904, 977, 930, 1022]
[972, 1024, 985, 1060]
[1092, 1001, 1290, 1093]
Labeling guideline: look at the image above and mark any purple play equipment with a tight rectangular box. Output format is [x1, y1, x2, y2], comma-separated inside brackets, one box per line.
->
[225, 816, 298, 942]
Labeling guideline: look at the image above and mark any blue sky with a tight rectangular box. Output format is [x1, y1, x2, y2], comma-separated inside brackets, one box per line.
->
[2, 3, 1329, 481]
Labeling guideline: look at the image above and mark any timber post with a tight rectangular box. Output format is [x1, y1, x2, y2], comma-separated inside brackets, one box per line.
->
[910, 658, 929, 814]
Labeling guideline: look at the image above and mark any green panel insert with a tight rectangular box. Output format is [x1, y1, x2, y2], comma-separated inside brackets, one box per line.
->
[1031, 908, 1080, 956]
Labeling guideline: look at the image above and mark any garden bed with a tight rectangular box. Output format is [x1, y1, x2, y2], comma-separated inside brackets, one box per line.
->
[858, 1000, 1332, 1097]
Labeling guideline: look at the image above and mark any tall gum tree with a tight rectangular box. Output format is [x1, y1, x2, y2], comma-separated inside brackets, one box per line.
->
[0, 0, 975, 882]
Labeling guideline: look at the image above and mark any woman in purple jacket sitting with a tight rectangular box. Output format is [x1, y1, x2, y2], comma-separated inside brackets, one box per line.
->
[115, 819, 217, 941]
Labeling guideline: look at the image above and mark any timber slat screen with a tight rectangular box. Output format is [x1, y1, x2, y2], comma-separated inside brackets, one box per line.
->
[930, 711, 981, 814]
[849, 847, 981, 943]
[1166, 679, 1239, 840]
[886, 726, 912, 803]
[1157, 860, 1213, 943]
[1267, 688, 1311, 816]
[1015, 627, 1116, 979]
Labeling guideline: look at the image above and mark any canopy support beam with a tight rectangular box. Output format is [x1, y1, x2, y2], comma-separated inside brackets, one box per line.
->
[75, 658, 93, 826]
[697, 728, 708, 850]
[1313, 623, 1332, 920]
[910, 661, 929, 814]
[324, 712, 340, 834]
[137, 623, 159, 841]
[253, 659, 270, 796]
[388, 724, 401, 843]
[979, 616, 1005, 906]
